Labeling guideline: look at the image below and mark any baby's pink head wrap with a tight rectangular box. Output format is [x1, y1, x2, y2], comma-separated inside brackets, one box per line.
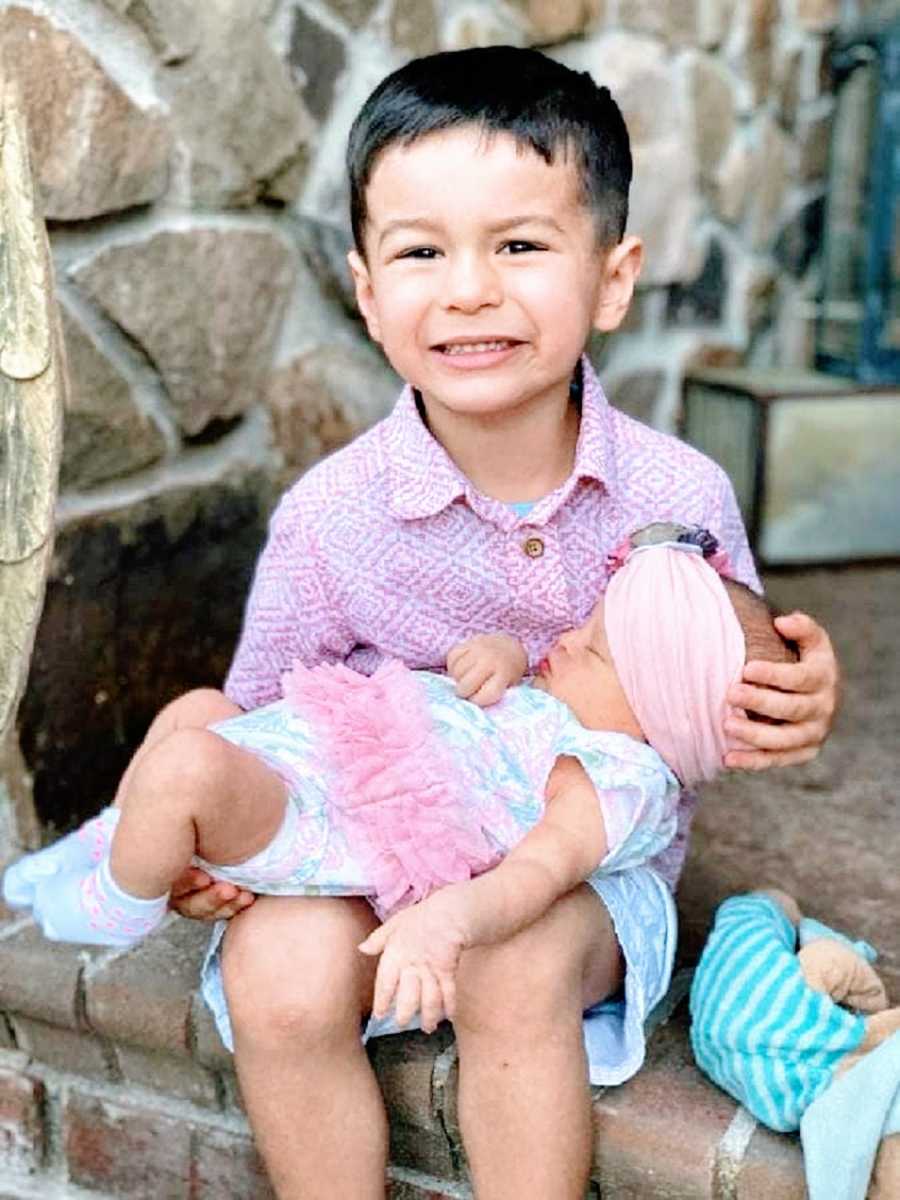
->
[604, 528, 745, 787]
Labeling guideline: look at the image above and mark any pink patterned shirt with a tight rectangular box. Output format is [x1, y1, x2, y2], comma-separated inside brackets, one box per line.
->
[225, 356, 759, 887]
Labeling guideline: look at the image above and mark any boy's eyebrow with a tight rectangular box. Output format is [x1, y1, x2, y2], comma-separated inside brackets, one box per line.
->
[377, 213, 567, 247]
[378, 218, 441, 246]
[487, 215, 567, 235]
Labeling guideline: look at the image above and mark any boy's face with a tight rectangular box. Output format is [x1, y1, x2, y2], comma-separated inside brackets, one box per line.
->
[534, 599, 644, 740]
[349, 127, 641, 424]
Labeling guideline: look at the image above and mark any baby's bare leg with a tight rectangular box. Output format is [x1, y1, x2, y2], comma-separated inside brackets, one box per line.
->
[23, 723, 287, 946]
[453, 885, 622, 1200]
[111, 726, 288, 898]
[122, 689, 259, 918]
[112, 687, 241, 808]
[223, 895, 388, 1200]
[2, 689, 243, 914]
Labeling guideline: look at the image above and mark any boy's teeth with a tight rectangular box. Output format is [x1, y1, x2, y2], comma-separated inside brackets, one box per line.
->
[442, 340, 512, 355]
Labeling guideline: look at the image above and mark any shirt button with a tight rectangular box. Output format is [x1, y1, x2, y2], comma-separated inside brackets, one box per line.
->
[523, 536, 545, 559]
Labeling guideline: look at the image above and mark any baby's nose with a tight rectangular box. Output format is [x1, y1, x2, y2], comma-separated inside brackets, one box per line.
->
[557, 629, 582, 653]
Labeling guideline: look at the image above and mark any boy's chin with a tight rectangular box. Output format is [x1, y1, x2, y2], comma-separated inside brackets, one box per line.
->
[415, 372, 573, 419]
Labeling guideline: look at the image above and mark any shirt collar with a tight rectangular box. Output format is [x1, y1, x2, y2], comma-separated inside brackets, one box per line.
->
[385, 355, 616, 521]
[385, 387, 468, 520]
[571, 355, 615, 493]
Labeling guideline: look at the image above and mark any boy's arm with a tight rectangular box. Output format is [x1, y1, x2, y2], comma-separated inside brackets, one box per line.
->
[711, 470, 840, 770]
[446, 633, 528, 706]
[225, 492, 354, 710]
[725, 613, 839, 770]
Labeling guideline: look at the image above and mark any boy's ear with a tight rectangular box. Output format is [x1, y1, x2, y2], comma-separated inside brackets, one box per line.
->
[592, 236, 643, 333]
[348, 249, 383, 344]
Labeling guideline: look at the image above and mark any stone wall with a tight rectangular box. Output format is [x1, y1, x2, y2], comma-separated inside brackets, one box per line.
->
[0, 0, 856, 843]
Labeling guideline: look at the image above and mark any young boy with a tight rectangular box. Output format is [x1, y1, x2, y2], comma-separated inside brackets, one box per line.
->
[172, 47, 838, 1199]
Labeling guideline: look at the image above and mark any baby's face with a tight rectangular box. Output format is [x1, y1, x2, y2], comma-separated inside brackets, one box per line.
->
[534, 599, 644, 739]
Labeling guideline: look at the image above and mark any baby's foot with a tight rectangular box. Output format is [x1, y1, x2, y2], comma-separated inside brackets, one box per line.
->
[2, 807, 119, 909]
[31, 858, 168, 948]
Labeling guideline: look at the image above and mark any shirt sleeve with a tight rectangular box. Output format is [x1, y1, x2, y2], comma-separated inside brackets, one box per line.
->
[224, 490, 354, 710]
[556, 729, 681, 878]
[707, 465, 761, 593]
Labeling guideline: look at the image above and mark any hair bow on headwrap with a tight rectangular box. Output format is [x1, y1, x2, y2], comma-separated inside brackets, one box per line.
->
[604, 525, 745, 787]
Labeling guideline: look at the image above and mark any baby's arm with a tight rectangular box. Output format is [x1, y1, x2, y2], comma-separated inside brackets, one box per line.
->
[453, 755, 608, 939]
[359, 756, 606, 1029]
[446, 633, 528, 706]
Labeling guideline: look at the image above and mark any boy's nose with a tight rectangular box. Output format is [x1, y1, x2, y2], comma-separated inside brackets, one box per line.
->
[441, 254, 502, 311]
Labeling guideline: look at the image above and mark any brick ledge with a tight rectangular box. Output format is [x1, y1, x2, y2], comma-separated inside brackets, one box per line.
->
[0, 904, 806, 1198]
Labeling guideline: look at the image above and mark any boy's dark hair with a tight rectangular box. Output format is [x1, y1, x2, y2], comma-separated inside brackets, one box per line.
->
[347, 45, 632, 255]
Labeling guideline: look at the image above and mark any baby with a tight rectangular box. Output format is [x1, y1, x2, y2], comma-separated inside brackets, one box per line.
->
[4, 524, 793, 1042]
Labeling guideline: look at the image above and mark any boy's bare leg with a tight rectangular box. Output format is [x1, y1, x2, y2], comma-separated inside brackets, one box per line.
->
[453, 885, 621, 1200]
[111, 726, 289, 898]
[222, 895, 388, 1200]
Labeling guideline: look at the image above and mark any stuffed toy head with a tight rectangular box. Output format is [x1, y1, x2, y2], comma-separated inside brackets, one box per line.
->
[690, 889, 900, 1200]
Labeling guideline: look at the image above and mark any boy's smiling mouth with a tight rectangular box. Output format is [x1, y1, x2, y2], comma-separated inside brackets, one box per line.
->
[432, 337, 525, 362]
[442, 340, 514, 355]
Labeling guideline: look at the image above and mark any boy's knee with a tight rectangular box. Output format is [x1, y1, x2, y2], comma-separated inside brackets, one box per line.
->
[455, 935, 573, 1034]
[228, 981, 346, 1050]
[455, 889, 614, 1033]
[183, 686, 233, 716]
[222, 898, 377, 1047]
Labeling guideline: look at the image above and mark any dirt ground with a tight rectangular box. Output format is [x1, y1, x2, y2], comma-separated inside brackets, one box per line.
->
[677, 563, 900, 998]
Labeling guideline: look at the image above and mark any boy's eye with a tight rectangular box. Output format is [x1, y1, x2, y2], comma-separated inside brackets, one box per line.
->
[396, 246, 440, 260]
[500, 240, 544, 255]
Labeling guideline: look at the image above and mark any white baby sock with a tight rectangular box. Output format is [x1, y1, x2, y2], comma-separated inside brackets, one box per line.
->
[32, 857, 168, 947]
[2, 807, 120, 909]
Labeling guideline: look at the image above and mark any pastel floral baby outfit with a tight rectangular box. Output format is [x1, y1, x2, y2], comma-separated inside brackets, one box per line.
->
[200, 670, 680, 1085]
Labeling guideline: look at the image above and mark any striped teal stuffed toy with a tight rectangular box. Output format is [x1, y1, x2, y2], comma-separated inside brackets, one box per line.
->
[689, 890, 892, 1131]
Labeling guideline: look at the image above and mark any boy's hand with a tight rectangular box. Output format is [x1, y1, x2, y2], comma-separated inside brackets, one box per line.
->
[358, 884, 474, 1033]
[447, 634, 528, 706]
[168, 866, 256, 921]
[724, 611, 839, 771]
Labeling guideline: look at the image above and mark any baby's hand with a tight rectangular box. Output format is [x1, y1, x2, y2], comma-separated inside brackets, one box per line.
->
[447, 634, 528, 706]
[358, 884, 474, 1033]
